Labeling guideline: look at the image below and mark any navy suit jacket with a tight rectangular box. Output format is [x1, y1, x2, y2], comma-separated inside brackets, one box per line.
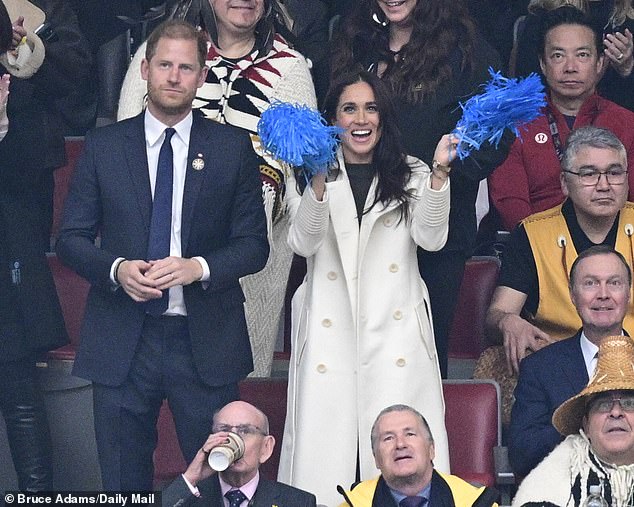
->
[162, 474, 317, 507]
[56, 111, 269, 387]
[508, 331, 588, 476]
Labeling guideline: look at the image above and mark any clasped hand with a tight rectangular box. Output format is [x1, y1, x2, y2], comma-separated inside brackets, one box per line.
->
[117, 257, 203, 302]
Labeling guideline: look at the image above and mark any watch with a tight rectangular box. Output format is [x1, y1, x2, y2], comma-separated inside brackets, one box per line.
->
[432, 159, 451, 174]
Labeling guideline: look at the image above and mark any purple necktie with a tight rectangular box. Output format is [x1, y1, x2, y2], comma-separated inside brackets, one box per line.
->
[400, 496, 427, 507]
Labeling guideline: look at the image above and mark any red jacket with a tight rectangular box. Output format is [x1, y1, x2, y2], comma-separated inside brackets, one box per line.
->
[488, 94, 634, 231]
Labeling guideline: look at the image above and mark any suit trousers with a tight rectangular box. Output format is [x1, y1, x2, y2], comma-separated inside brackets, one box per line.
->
[0, 356, 53, 491]
[92, 315, 239, 491]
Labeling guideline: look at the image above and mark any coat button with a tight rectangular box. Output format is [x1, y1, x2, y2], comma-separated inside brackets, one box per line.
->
[389, 263, 399, 273]
[327, 271, 337, 280]
[393, 310, 402, 320]
[396, 358, 406, 367]
[322, 319, 332, 328]
[317, 363, 327, 373]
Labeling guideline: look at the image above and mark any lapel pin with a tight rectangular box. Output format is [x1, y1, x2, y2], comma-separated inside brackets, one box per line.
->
[192, 153, 205, 171]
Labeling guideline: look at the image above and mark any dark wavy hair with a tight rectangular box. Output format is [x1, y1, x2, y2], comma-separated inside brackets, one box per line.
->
[0, 0, 12, 54]
[330, 0, 477, 103]
[323, 71, 414, 222]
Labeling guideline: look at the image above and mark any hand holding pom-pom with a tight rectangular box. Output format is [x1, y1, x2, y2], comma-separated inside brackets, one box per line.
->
[258, 102, 341, 178]
[453, 69, 546, 159]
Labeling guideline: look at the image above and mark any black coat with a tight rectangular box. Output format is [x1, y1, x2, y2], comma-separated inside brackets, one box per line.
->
[0, 0, 87, 361]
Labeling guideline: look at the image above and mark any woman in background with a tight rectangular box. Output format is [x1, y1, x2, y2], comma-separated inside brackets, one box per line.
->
[0, 0, 70, 490]
[330, 0, 511, 378]
[279, 71, 454, 507]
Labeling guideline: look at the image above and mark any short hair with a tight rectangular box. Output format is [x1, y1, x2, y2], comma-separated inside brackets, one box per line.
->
[569, 245, 632, 290]
[145, 19, 208, 69]
[370, 404, 433, 455]
[561, 126, 628, 173]
[0, 0, 12, 54]
[538, 5, 602, 58]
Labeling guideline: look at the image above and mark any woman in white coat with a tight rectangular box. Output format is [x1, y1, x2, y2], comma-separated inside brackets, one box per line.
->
[278, 71, 455, 507]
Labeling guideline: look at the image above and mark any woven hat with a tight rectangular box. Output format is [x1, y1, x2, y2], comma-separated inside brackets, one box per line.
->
[553, 335, 634, 436]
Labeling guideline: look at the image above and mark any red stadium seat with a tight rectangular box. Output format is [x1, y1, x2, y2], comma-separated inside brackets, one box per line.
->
[443, 380, 501, 487]
[448, 256, 500, 360]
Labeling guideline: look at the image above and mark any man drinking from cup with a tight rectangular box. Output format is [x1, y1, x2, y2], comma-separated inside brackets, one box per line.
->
[162, 400, 316, 507]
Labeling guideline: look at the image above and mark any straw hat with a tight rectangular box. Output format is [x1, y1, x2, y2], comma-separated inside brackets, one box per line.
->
[553, 335, 634, 436]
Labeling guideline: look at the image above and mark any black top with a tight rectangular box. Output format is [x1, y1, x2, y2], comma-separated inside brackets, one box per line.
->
[498, 199, 619, 315]
[346, 163, 374, 225]
[363, 34, 513, 255]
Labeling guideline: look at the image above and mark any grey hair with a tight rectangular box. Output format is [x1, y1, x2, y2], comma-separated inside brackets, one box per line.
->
[561, 126, 627, 174]
[370, 404, 434, 455]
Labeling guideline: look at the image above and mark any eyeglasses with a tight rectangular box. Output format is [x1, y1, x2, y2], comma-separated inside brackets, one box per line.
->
[588, 395, 634, 413]
[212, 424, 268, 437]
[563, 168, 628, 186]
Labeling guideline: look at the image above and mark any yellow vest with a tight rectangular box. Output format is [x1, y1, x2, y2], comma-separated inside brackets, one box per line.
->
[523, 203, 634, 340]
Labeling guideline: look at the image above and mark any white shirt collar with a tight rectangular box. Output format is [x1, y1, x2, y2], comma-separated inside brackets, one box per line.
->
[144, 109, 193, 148]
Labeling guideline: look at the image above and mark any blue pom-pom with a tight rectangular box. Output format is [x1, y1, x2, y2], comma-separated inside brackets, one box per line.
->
[258, 102, 341, 177]
[453, 69, 547, 159]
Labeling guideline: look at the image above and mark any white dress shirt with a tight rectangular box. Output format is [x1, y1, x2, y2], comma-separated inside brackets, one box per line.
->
[109, 109, 210, 314]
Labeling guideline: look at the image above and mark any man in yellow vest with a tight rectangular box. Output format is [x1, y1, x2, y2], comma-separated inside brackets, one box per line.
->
[486, 125, 634, 375]
[337, 404, 498, 507]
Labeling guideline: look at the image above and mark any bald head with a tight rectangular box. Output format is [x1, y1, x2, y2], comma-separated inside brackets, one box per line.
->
[213, 401, 270, 435]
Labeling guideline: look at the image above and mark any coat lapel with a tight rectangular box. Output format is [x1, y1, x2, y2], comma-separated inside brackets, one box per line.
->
[251, 478, 278, 507]
[180, 113, 210, 255]
[124, 113, 153, 229]
[561, 331, 590, 390]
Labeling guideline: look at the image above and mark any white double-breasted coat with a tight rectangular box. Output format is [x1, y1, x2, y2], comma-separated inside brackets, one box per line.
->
[278, 152, 451, 507]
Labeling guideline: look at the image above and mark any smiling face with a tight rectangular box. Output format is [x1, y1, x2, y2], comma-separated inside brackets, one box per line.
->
[583, 390, 634, 466]
[335, 81, 382, 165]
[560, 146, 628, 223]
[210, 0, 264, 39]
[540, 23, 603, 113]
[373, 410, 435, 492]
[141, 36, 208, 126]
[376, 0, 418, 27]
[570, 253, 630, 340]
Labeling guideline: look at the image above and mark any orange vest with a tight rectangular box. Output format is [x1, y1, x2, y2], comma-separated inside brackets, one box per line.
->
[523, 203, 634, 340]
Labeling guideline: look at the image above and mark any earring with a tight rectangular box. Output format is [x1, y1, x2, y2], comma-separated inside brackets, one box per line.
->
[372, 11, 388, 27]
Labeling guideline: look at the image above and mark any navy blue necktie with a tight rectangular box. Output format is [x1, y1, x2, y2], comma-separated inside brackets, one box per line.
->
[400, 497, 427, 507]
[146, 127, 175, 316]
[225, 489, 247, 507]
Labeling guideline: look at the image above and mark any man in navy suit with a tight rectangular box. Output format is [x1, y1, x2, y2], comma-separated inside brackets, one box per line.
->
[509, 245, 631, 476]
[56, 19, 268, 491]
[162, 400, 316, 507]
